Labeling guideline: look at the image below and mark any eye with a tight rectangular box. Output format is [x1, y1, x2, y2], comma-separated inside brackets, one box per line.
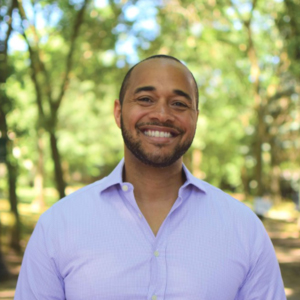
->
[137, 97, 152, 104]
[172, 101, 188, 108]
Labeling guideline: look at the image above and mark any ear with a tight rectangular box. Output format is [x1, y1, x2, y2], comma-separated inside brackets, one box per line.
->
[114, 99, 121, 128]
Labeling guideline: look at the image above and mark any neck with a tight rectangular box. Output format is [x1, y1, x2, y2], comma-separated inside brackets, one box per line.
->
[123, 149, 186, 236]
[123, 152, 185, 205]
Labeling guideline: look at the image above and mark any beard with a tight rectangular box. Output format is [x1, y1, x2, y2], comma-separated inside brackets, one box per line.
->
[120, 117, 195, 168]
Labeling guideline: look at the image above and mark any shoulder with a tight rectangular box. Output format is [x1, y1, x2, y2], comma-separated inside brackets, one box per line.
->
[192, 178, 252, 213]
[191, 180, 272, 260]
[38, 176, 112, 227]
[190, 178, 264, 235]
[34, 176, 120, 256]
[184, 166, 257, 221]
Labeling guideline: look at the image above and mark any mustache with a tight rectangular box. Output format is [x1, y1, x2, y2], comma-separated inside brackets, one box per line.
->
[136, 121, 184, 134]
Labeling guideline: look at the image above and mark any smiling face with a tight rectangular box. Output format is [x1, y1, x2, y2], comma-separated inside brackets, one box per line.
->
[114, 58, 199, 168]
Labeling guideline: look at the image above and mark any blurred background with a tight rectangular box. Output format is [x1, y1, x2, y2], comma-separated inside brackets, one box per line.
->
[0, 0, 299, 298]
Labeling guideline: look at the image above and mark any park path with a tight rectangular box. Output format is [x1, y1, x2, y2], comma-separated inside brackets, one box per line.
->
[263, 218, 300, 300]
[0, 217, 299, 300]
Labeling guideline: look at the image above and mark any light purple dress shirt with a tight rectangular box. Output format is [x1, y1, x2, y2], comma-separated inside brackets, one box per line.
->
[15, 159, 286, 300]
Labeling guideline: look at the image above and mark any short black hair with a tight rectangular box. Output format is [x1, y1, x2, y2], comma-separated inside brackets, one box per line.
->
[118, 54, 199, 109]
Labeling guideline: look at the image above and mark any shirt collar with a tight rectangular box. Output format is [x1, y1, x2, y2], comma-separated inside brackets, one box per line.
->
[181, 163, 207, 194]
[99, 158, 207, 194]
[99, 158, 125, 192]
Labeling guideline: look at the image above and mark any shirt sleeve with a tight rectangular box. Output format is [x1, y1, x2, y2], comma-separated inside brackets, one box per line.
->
[234, 224, 286, 300]
[14, 217, 65, 300]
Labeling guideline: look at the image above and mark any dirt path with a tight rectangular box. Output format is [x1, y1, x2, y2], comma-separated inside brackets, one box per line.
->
[263, 218, 300, 300]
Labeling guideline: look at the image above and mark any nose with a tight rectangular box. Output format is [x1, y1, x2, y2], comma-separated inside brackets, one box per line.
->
[148, 101, 175, 123]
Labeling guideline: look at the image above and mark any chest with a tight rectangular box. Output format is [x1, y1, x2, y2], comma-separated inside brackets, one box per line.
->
[58, 212, 248, 300]
[138, 202, 173, 236]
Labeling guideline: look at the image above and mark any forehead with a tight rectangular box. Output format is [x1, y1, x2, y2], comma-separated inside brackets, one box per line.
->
[126, 59, 195, 96]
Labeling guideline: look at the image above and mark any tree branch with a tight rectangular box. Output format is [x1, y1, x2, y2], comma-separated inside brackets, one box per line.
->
[248, 0, 258, 25]
[54, 0, 90, 112]
[17, 0, 53, 107]
[17, 0, 45, 117]
[230, 0, 244, 23]
[268, 87, 295, 104]
[3, 0, 18, 55]
[0, 0, 18, 84]
[230, 0, 258, 26]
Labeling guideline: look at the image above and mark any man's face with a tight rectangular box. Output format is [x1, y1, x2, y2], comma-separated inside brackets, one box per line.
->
[114, 58, 199, 168]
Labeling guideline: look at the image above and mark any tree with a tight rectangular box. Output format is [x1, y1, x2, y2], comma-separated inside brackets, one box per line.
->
[143, 0, 299, 201]
[13, 0, 91, 198]
[0, 0, 21, 257]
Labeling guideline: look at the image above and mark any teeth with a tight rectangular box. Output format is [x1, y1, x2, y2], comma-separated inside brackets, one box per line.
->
[144, 130, 172, 138]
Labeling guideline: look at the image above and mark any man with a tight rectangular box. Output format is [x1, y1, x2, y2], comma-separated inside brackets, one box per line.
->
[15, 55, 286, 299]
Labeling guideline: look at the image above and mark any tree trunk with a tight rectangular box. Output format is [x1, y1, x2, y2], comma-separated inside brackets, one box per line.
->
[270, 139, 282, 205]
[241, 164, 250, 198]
[1, 0, 21, 253]
[237, 1, 265, 197]
[254, 106, 264, 196]
[0, 251, 10, 282]
[270, 165, 281, 205]
[0, 109, 21, 252]
[32, 131, 45, 211]
[49, 132, 66, 199]
[17, 0, 89, 200]
[183, 149, 192, 171]
[0, 215, 10, 281]
[6, 157, 21, 252]
[192, 148, 203, 179]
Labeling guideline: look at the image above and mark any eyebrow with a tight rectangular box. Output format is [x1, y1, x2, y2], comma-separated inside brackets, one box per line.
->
[134, 86, 156, 94]
[134, 86, 192, 102]
[173, 89, 192, 102]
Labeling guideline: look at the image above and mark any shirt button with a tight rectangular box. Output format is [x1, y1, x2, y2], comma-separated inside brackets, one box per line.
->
[154, 250, 159, 257]
[122, 185, 129, 192]
[152, 296, 157, 300]
[138, 213, 143, 218]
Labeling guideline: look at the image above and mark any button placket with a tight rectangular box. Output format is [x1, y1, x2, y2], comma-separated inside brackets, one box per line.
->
[149, 220, 170, 300]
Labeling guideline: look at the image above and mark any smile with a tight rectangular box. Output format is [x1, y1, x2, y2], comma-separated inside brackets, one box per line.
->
[143, 130, 172, 138]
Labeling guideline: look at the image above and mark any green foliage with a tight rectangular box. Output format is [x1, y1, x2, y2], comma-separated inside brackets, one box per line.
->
[1, 0, 299, 201]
